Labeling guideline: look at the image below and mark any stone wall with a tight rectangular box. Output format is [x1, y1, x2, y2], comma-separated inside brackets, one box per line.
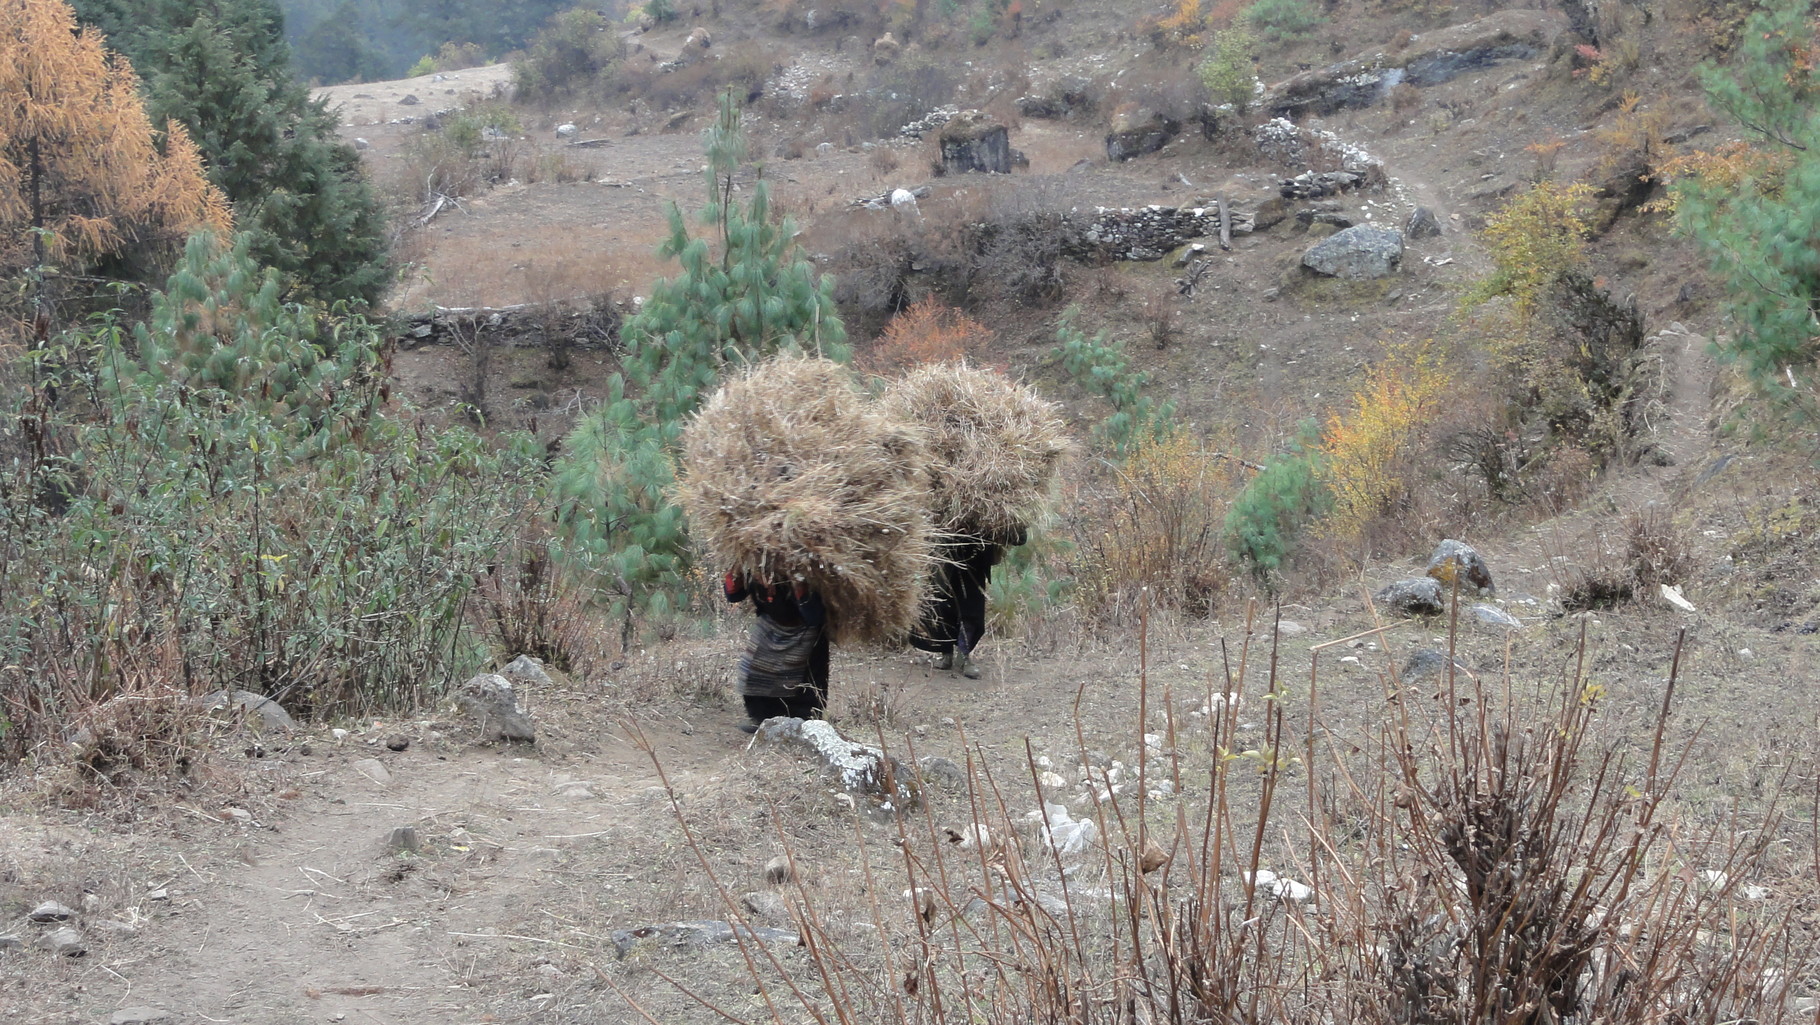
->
[392, 299, 623, 351]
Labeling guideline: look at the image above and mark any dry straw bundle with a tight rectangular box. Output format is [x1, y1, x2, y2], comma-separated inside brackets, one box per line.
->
[879, 362, 1071, 538]
[676, 356, 936, 646]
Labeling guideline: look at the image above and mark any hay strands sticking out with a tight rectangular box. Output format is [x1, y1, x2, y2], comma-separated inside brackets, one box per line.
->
[676, 356, 936, 646]
[879, 361, 1072, 539]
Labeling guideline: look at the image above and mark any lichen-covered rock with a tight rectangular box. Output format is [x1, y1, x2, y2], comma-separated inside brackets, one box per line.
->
[1402, 648, 1470, 682]
[1471, 604, 1523, 630]
[499, 654, 554, 688]
[1426, 539, 1495, 595]
[756, 718, 920, 812]
[193, 690, 295, 731]
[1374, 577, 1446, 616]
[1303, 225, 1404, 279]
[1405, 206, 1443, 239]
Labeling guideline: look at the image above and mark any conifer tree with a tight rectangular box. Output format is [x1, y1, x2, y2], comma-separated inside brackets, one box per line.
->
[0, 0, 231, 288]
[552, 93, 848, 622]
[1674, 0, 1820, 415]
[106, 231, 382, 442]
[67, 0, 390, 306]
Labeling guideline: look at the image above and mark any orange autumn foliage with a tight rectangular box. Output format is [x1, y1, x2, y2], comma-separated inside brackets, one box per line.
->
[0, 0, 230, 281]
[861, 298, 996, 373]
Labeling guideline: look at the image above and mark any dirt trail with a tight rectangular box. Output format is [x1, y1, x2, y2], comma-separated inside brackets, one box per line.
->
[18, 709, 735, 1024]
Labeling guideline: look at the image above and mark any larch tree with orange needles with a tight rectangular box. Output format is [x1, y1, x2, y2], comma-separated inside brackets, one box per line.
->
[0, 0, 230, 295]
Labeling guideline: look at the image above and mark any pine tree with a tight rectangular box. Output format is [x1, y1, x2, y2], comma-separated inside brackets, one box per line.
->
[0, 0, 231, 288]
[107, 231, 382, 441]
[1674, 0, 1820, 415]
[99, 0, 391, 306]
[551, 93, 848, 623]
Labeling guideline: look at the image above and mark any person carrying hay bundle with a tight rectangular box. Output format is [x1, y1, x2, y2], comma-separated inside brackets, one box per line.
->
[676, 356, 937, 733]
[879, 363, 1070, 680]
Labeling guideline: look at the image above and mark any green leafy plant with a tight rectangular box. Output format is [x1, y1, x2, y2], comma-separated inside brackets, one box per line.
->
[514, 7, 624, 103]
[1198, 27, 1258, 110]
[1244, 0, 1323, 42]
[1053, 307, 1173, 455]
[0, 232, 542, 759]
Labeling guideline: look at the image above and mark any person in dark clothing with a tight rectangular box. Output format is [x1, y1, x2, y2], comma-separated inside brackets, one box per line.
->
[910, 524, 1027, 679]
[725, 572, 829, 733]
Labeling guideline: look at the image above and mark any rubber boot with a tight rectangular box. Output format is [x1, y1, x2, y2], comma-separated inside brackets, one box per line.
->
[956, 652, 981, 680]
[934, 651, 953, 670]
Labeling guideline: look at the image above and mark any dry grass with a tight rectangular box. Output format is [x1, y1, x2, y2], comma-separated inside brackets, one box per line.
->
[623, 610, 1814, 1025]
[676, 356, 937, 646]
[395, 225, 674, 310]
[879, 362, 1072, 538]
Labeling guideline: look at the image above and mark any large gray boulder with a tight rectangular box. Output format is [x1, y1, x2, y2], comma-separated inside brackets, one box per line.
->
[1303, 225, 1404, 279]
[939, 112, 1015, 173]
[1105, 108, 1181, 162]
[193, 690, 295, 731]
[456, 673, 536, 742]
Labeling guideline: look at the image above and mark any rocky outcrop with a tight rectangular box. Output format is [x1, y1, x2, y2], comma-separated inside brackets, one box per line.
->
[1266, 10, 1566, 119]
[1254, 118, 1385, 182]
[1017, 75, 1095, 119]
[1106, 108, 1182, 162]
[1406, 206, 1443, 238]
[456, 673, 536, 743]
[393, 298, 622, 352]
[939, 111, 1016, 173]
[193, 690, 295, 731]
[1303, 225, 1405, 279]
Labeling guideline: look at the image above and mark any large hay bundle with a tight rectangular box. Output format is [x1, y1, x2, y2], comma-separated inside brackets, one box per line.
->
[676, 357, 935, 646]
[879, 362, 1071, 538]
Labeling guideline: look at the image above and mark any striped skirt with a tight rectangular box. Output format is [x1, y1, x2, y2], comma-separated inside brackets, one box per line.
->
[738, 616, 823, 699]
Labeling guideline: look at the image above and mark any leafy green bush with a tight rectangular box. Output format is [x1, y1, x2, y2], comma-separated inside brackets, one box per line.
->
[1223, 424, 1331, 583]
[1244, 0, 1324, 42]
[0, 233, 543, 759]
[514, 8, 623, 104]
[1198, 28, 1258, 110]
